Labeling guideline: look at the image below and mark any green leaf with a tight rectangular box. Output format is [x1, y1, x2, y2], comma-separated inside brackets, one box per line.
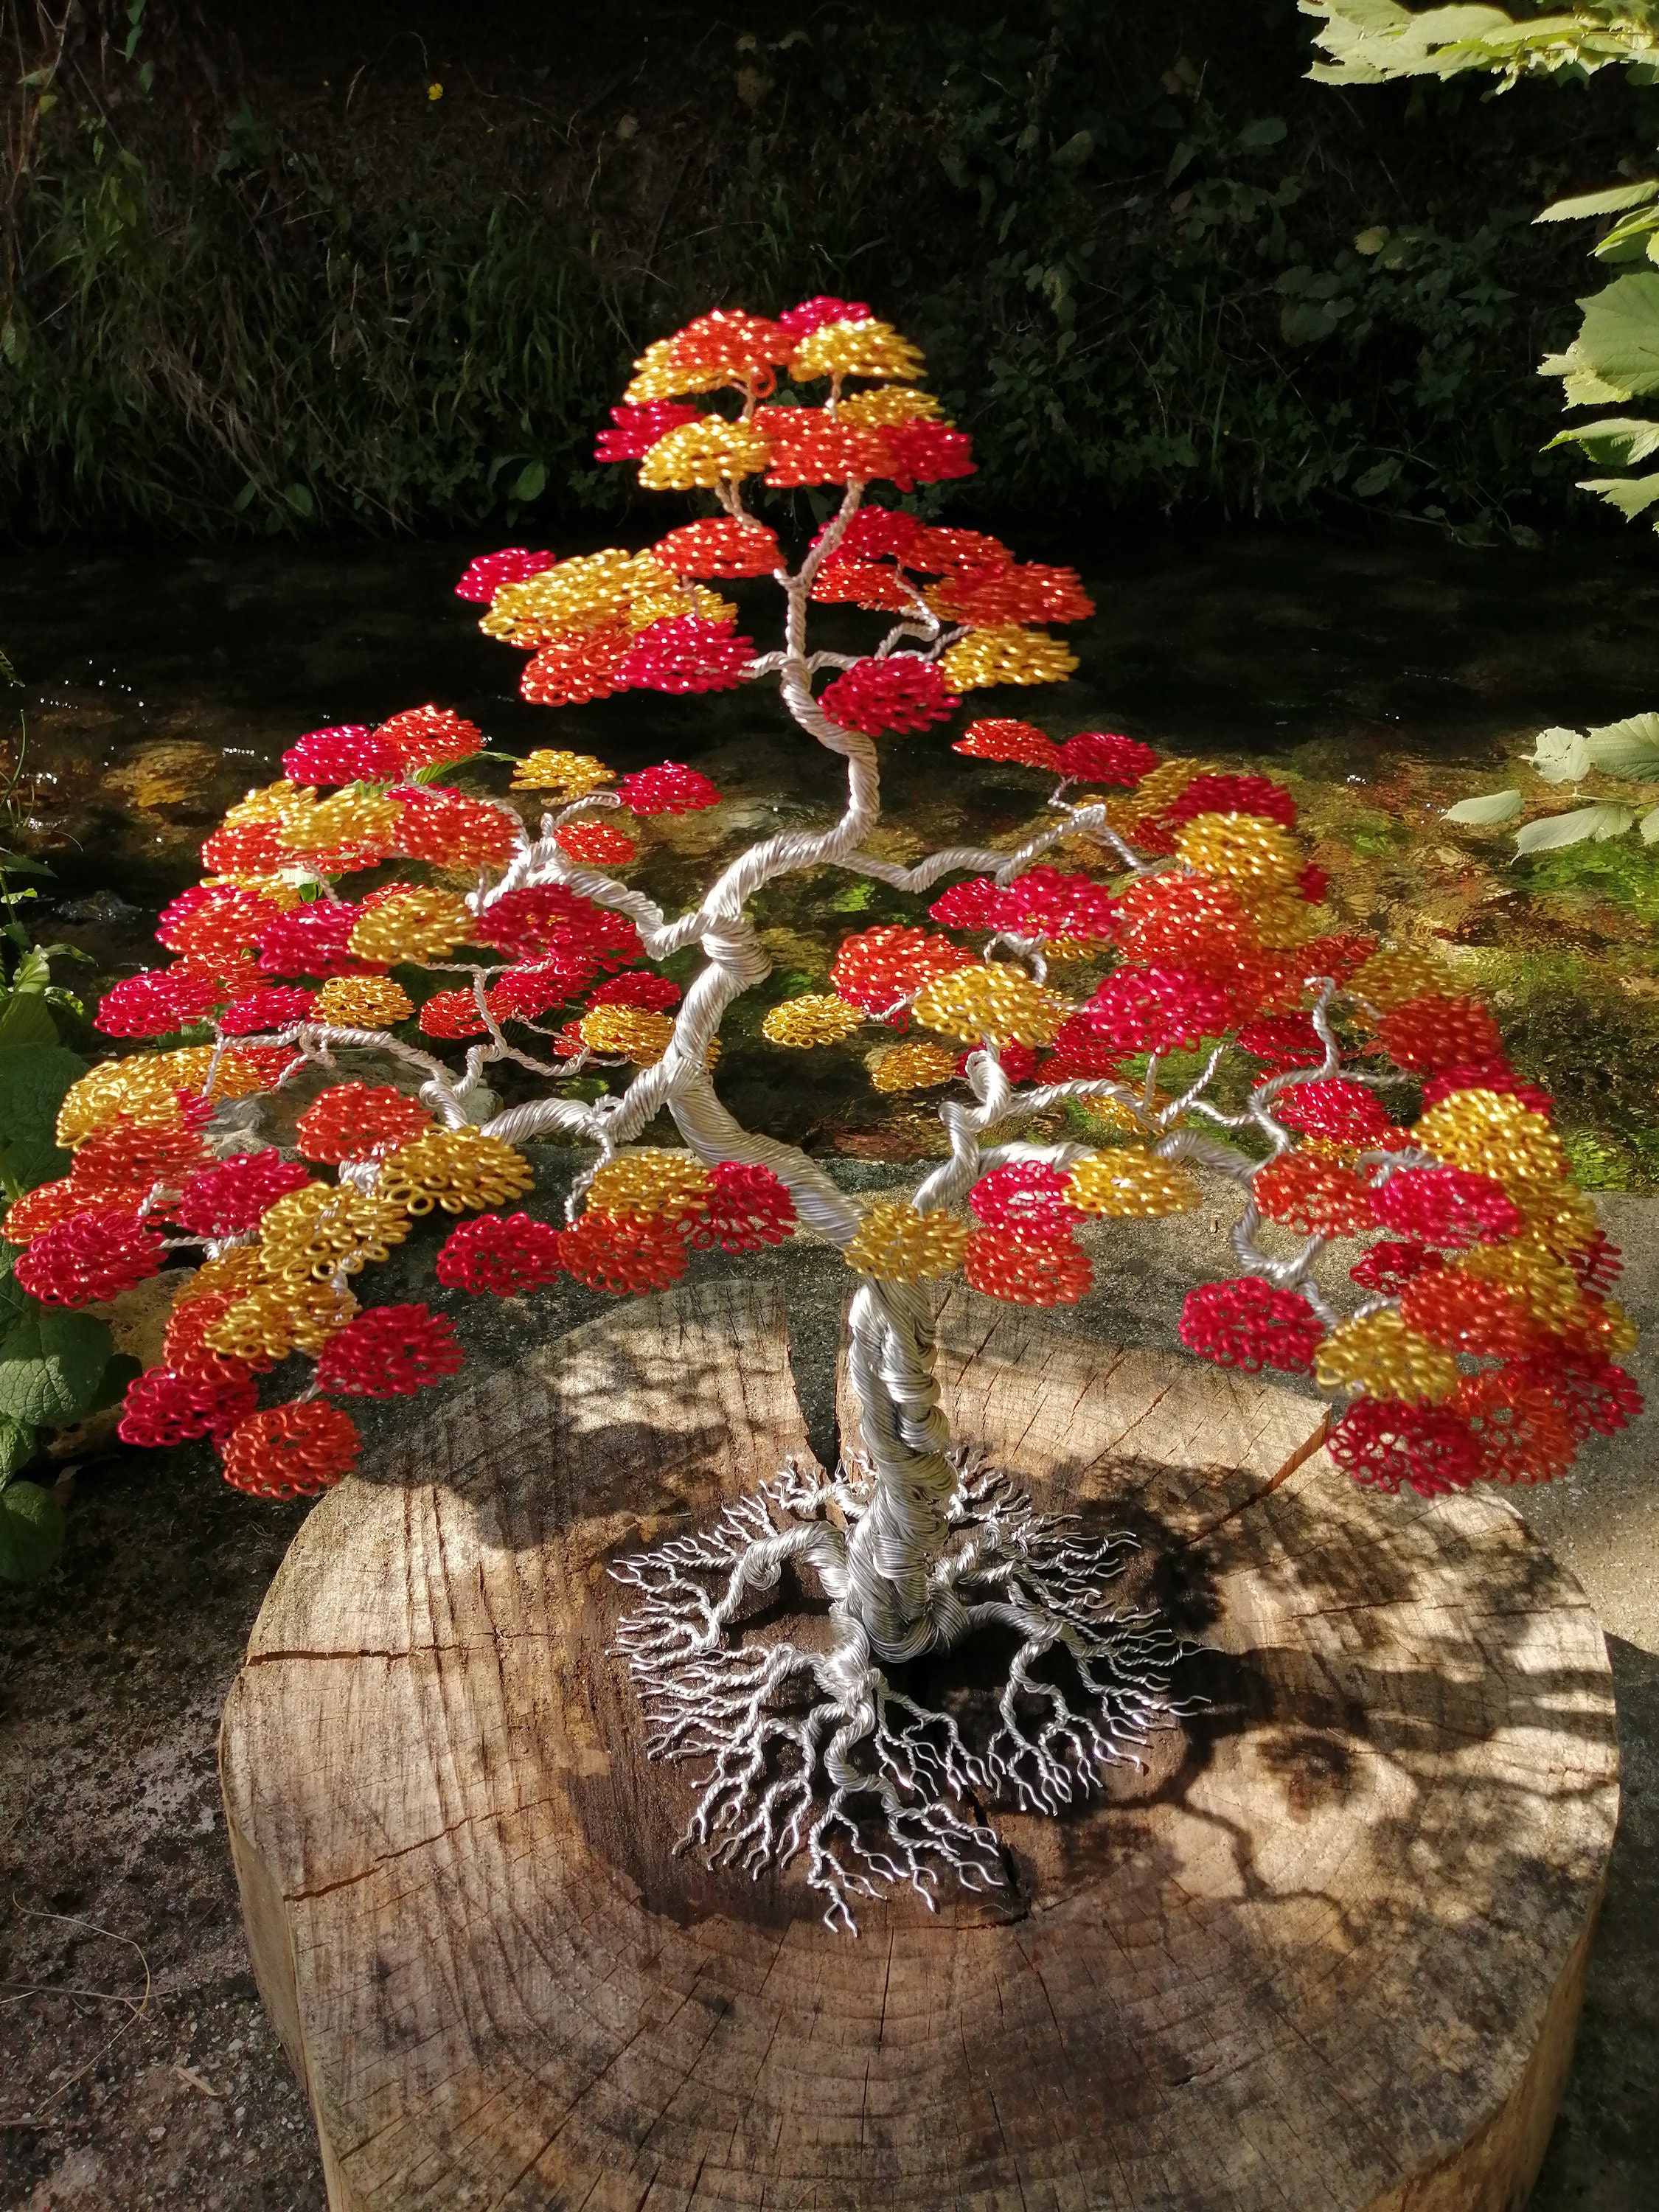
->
[1576, 470, 1659, 517]
[1528, 726, 1591, 784]
[1445, 789, 1523, 824]
[1593, 206, 1659, 262]
[1050, 130, 1093, 168]
[1514, 803, 1638, 855]
[89, 1352, 142, 1413]
[512, 460, 548, 502]
[0, 992, 58, 1047]
[0, 1043, 86, 1147]
[1281, 299, 1344, 344]
[1307, 2, 1652, 88]
[1537, 179, 1659, 223]
[2, 1137, 73, 1194]
[0, 1305, 114, 1426]
[284, 482, 315, 519]
[1540, 344, 1635, 408]
[1559, 274, 1659, 402]
[0, 1413, 36, 1480]
[1583, 710, 1659, 778]
[16, 942, 93, 980]
[1237, 116, 1288, 151]
[1353, 456, 1403, 497]
[1546, 416, 1659, 468]
[0, 1480, 64, 1583]
[1305, 1, 1566, 86]
[0, 848, 54, 879]
[1643, 808, 1659, 844]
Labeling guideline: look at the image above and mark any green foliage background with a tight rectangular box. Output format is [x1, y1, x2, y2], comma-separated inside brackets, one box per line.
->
[3, 0, 1655, 540]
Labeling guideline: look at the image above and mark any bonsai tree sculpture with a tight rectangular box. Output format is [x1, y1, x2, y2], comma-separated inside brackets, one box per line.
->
[7, 299, 1641, 1930]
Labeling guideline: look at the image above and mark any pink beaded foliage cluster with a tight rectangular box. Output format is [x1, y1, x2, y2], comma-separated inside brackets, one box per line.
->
[7, 298, 1640, 1507]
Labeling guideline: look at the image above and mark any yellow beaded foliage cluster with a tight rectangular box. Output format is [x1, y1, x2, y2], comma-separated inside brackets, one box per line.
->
[622, 314, 788, 403]
[222, 779, 311, 832]
[279, 788, 399, 857]
[313, 975, 416, 1028]
[938, 627, 1078, 690]
[1348, 947, 1455, 1011]
[1173, 813, 1301, 897]
[1313, 1310, 1459, 1404]
[761, 995, 863, 1047]
[838, 388, 942, 427]
[639, 419, 773, 492]
[1248, 891, 1321, 949]
[1416, 1088, 1566, 1186]
[789, 318, 924, 383]
[155, 1046, 266, 1100]
[625, 581, 737, 633]
[56, 1059, 183, 1147]
[579, 1004, 677, 1062]
[1506, 1180, 1601, 1262]
[509, 750, 614, 799]
[623, 336, 729, 403]
[1064, 1150, 1201, 1219]
[842, 1201, 970, 1283]
[911, 963, 1066, 1047]
[257, 1183, 414, 1279]
[202, 867, 304, 908]
[1587, 1301, 1641, 1356]
[482, 553, 670, 647]
[1075, 1094, 1158, 1138]
[1121, 759, 1204, 815]
[377, 1127, 535, 1215]
[869, 1041, 959, 1092]
[1453, 1241, 1635, 1353]
[347, 888, 473, 966]
[1454, 1242, 1585, 1330]
[1096, 761, 1205, 849]
[585, 1149, 711, 1222]
[206, 1278, 360, 1361]
[173, 1247, 267, 1307]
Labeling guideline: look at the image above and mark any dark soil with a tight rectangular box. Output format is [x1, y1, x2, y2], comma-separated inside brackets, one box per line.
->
[0, 1446, 324, 2212]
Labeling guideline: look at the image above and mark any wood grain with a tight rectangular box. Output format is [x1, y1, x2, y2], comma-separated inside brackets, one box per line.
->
[220, 1280, 1618, 2211]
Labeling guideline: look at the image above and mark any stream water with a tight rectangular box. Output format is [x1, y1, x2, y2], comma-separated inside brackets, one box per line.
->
[4, 521, 1658, 1175]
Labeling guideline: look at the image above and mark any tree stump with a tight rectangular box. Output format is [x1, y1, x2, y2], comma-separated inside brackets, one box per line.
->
[220, 1281, 1618, 2212]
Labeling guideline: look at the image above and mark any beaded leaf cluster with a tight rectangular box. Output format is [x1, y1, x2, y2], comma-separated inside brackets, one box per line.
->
[59, 296, 1635, 1507]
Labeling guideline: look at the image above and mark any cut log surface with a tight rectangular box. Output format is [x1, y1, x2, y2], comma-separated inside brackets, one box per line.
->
[220, 1281, 1618, 2212]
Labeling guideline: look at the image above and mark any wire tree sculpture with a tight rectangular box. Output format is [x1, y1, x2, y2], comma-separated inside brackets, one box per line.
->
[10, 299, 1642, 1930]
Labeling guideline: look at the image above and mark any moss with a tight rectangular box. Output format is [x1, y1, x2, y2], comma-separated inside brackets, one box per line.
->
[1523, 838, 1659, 923]
[828, 881, 878, 914]
[1560, 1130, 1635, 1190]
[1347, 818, 1404, 860]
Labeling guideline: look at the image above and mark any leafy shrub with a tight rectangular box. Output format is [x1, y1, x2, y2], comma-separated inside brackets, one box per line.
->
[0, 1, 1624, 538]
[0, 667, 134, 1581]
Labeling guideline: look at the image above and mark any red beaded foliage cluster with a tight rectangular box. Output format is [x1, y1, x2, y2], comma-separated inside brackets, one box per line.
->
[1180, 1278, 1324, 1376]
[25, 294, 1634, 1516]
[818, 658, 960, 737]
